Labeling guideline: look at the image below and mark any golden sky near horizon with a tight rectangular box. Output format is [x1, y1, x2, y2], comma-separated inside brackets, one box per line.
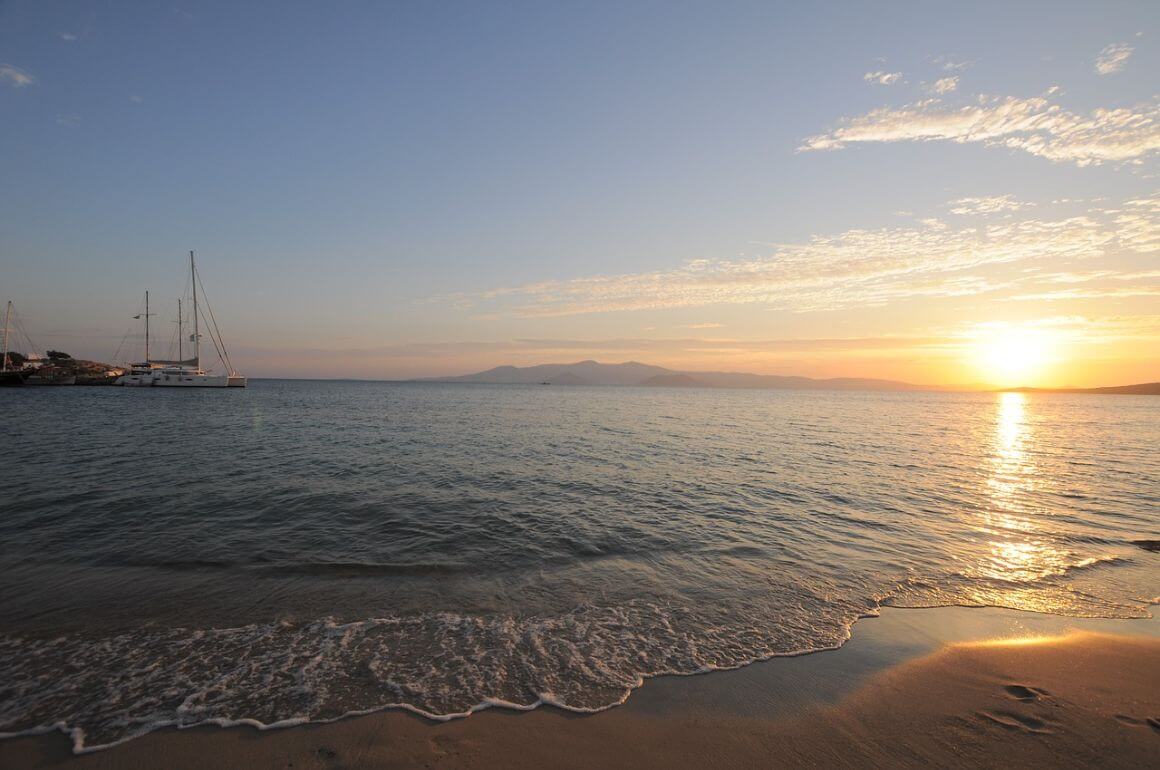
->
[3, 5, 1158, 387]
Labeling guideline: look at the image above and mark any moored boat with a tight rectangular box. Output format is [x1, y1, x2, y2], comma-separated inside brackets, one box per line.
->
[153, 367, 231, 387]
[25, 370, 77, 386]
[115, 362, 161, 387]
[120, 252, 247, 388]
[115, 291, 163, 386]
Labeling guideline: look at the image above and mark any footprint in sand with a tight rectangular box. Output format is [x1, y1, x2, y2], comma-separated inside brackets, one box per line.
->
[978, 710, 1054, 734]
[1003, 684, 1052, 703]
[1114, 714, 1160, 733]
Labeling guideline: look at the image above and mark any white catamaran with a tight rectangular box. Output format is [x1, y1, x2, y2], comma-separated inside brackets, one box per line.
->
[117, 252, 246, 388]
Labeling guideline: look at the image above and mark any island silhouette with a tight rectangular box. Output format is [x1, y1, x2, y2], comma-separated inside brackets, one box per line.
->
[423, 360, 1160, 394]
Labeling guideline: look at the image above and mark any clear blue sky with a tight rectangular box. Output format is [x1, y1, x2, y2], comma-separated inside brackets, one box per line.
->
[2, 1, 1157, 384]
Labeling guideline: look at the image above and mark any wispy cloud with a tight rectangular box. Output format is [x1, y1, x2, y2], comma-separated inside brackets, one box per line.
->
[931, 56, 974, 72]
[1114, 195, 1159, 253]
[927, 76, 958, 94]
[946, 194, 1033, 216]
[1009, 286, 1160, 301]
[129, 95, 144, 104]
[799, 93, 1160, 166]
[59, 31, 78, 42]
[509, 336, 941, 354]
[1022, 268, 1160, 286]
[679, 322, 724, 329]
[863, 71, 902, 86]
[452, 197, 1155, 318]
[0, 64, 36, 88]
[952, 314, 1160, 348]
[55, 114, 81, 126]
[1095, 42, 1133, 75]
[1041, 270, 1119, 284]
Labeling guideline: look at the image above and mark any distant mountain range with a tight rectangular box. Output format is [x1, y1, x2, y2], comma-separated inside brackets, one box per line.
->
[427, 360, 927, 391]
[423, 360, 1160, 395]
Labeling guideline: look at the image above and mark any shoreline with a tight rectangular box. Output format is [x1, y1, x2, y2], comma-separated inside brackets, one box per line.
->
[3, 605, 1158, 768]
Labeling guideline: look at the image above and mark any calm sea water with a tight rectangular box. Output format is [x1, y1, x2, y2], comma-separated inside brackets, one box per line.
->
[1, 381, 1157, 750]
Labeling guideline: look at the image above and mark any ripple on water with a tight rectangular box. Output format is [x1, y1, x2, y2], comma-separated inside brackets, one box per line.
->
[0, 383, 1156, 750]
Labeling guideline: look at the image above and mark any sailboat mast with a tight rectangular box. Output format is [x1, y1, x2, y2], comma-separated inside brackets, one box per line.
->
[178, 298, 183, 364]
[190, 251, 200, 367]
[2, 301, 11, 370]
[144, 291, 150, 362]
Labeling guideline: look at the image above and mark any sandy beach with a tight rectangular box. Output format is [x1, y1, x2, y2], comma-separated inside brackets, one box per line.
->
[4, 606, 1157, 769]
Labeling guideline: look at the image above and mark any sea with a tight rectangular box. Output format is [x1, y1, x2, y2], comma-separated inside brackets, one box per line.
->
[0, 381, 1157, 751]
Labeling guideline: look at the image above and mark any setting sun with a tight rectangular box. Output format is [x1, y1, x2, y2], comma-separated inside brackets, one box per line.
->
[971, 326, 1059, 386]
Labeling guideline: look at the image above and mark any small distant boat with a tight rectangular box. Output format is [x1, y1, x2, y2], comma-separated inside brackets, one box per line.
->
[118, 252, 247, 388]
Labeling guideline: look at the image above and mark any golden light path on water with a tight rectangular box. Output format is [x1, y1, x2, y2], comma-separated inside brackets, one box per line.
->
[966, 392, 1094, 614]
[985, 392, 1044, 576]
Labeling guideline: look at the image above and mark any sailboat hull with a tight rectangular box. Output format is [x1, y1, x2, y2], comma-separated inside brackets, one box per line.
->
[116, 374, 155, 386]
[26, 374, 76, 386]
[227, 375, 247, 387]
[153, 372, 230, 387]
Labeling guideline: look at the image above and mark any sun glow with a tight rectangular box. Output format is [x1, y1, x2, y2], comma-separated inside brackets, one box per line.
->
[971, 325, 1059, 386]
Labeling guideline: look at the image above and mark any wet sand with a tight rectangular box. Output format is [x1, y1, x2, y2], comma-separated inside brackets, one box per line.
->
[4, 606, 1158, 769]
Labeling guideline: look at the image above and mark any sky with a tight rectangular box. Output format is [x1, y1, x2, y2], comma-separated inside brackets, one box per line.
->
[1, 0, 1157, 386]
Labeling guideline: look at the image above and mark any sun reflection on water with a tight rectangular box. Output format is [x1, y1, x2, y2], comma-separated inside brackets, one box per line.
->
[987, 392, 1035, 522]
[969, 393, 1073, 603]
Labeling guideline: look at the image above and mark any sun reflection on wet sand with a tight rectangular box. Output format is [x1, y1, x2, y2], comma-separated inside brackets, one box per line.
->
[968, 634, 1070, 647]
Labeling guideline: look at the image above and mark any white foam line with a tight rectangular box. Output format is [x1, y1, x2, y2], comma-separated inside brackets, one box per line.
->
[0, 607, 884, 754]
[7, 598, 1156, 755]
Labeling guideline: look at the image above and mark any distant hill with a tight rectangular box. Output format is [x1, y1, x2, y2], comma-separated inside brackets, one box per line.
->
[428, 360, 926, 392]
[432, 360, 672, 386]
[547, 371, 590, 386]
[1008, 382, 1160, 396]
[639, 373, 709, 388]
[427, 361, 1159, 394]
